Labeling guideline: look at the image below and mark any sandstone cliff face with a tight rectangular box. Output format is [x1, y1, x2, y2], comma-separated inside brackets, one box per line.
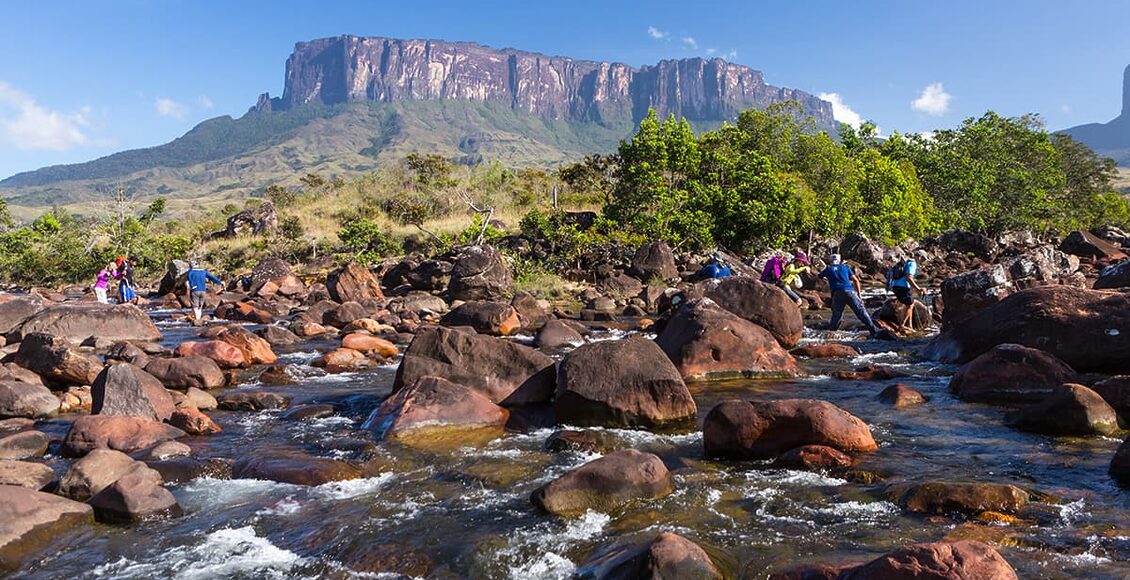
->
[272, 36, 832, 126]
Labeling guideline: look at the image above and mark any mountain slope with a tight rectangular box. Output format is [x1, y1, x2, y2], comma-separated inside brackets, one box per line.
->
[1062, 65, 1130, 166]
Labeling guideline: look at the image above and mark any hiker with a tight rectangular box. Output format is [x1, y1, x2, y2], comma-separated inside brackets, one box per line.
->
[185, 261, 223, 321]
[696, 254, 732, 280]
[886, 256, 923, 331]
[778, 251, 811, 307]
[93, 262, 116, 304]
[116, 256, 139, 305]
[819, 254, 882, 338]
[760, 253, 786, 285]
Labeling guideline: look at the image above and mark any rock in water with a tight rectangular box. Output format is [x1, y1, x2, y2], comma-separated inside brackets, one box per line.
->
[701, 277, 804, 348]
[878, 384, 928, 407]
[326, 262, 385, 303]
[232, 451, 362, 486]
[91, 364, 175, 421]
[947, 344, 1076, 404]
[0, 381, 60, 419]
[446, 245, 513, 301]
[556, 336, 696, 429]
[363, 376, 508, 442]
[439, 301, 522, 336]
[0, 431, 49, 460]
[0, 460, 56, 490]
[1111, 436, 1130, 487]
[772, 445, 854, 471]
[841, 540, 1018, 580]
[892, 481, 1032, 516]
[88, 472, 182, 523]
[656, 299, 799, 381]
[938, 265, 1010, 329]
[792, 343, 860, 358]
[144, 356, 225, 391]
[168, 407, 223, 435]
[924, 286, 1130, 373]
[13, 304, 161, 344]
[58, 448, 162, 501]
[62, 415, 185, 457]
[1092, 375, 1130, 415]
[394, 326, 555, 406]
[531, 449, 673, 517]
[0, 485, 93, 570]
[576, 532, 722, 580]
[703, 399, 877, 459]
[534, 319, 583, 349]
[201, 325, 278, 365]
[1006, 383, 1119, 436]
[14, 333, 102, 387]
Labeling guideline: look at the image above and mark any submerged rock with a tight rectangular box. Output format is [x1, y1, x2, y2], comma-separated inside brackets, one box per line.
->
[576, 532, 722, 580]
[791, 343, 860, 359]
[216, 391, 288, 412]
[703, 399, 877, 460]
[232, 452, 362, 486]
[878, 384, 928, 407]
[772, 445, 854, 471]
[531, 449, 673, 517]
[892, 481, 1032, 516]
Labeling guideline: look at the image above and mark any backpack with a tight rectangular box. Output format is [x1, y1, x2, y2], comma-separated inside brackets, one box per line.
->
[760, 256, 784, 283]
[886, 260, 908, 288]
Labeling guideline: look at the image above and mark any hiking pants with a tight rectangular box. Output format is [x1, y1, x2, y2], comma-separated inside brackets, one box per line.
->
[829, 290, 879, 335]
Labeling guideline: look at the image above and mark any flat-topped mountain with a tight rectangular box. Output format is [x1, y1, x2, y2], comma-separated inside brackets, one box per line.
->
[0, 35, 834, 213]
[1063, 65, 1130, 166]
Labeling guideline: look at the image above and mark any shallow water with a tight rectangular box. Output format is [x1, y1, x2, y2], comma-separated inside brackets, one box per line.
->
[17, 316, 1130, 579]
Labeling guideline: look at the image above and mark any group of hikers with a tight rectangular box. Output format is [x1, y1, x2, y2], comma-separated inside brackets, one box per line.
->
[92, 259, 224, 321]
[698, 250, 924, 338]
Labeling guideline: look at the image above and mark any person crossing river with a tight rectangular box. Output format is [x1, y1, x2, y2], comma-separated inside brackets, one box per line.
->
[819, 253, 883, 338]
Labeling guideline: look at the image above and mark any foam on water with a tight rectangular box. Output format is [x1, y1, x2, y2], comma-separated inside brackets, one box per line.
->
[809, 500, 900, 521]
[89, 526, 305, 579]
[744, 469, 848, 487]
[497, 510, 611, 580]
[256, 497, 303, 517]
[176, 477, 298, 512]
[312, 473, 396, 500]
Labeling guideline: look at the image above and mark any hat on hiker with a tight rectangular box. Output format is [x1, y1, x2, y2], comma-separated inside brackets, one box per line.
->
[828, 253, 841, 265]
[793, 251, 810, 265]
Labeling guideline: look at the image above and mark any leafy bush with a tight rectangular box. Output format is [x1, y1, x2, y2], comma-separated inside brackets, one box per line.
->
[337, 217, 401, 264]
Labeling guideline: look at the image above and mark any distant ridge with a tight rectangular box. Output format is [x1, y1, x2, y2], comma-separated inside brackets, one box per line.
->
[1062, 65, 1130, 166]
[0, 35, 835, 212]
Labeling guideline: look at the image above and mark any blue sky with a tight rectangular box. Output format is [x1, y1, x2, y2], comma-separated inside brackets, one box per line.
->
[1, 0, 1128, 179]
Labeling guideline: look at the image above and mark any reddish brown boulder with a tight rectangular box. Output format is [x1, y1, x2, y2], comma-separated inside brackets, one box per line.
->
[556, 336, 696, 429]
[0, 294, 45, 336]
[703, 399, 877, 459]
[91, 363, 175, 421]
[256, 325, 302, 346]
[342, 543, 434, 577]
[842, 540, 1018, 579]
[394, 326, 555, 406]
[89, 472, 182, 523]
[702, 277, 805, 348]
[947, 344, 1076, 404]
[772, 445, 854, 471]
[1007, 383, 1119, 436]
[363, 376, 507, 441]
[12, 303, 160, 343]
[58, 448, 162, 501]
[531, 449, 674, 517]
[0, 381, 59, 419]
[322, 301, 370, 328]
[289, 320, 328, 337]
[656, 299, 799, 381]
[938, 265, 1010, 329]
[168, 407, 222, 435]
[576, 532, 722, 579]
[14, 333, 101, 387]
[770, 562, 858, 580]
[833, 364, 905, 381]
[232, 451, 363, 486]
[1060, 230, 1128, 261]
[216, 391, 288, 412]
[534, 319, 585, 349]
[341, 333, 398, 357]
[312, 347, 371, 373]
[104, 341, 150, 368]
[62, 415, 185, 457]
[792, 343, 860, 358]
[1092, 375, 1130, 416]
[145, 356, 226, 391]
[0, 460, 56, 490]
[439, 301, 522, 336]
[631, 241, 679, 281]
[0, 486, 93, 570]
[201, 325, 278, 365]
[893, 481, 1031, 516]
[878, 384, 928, 407]
[446, 245, 513, 301]
[925, 286, 1130, 373]
[0, 431, 48, 460]
[174, 340, 246, 368]
[213, 301, 275, 324]
[327, 262, 385, 303]
[543, 430, 616, 454]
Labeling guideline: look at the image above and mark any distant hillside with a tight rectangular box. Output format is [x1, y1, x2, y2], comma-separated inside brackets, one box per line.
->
[0, 35, 835, 215]
[1062, 65, 1130, 166]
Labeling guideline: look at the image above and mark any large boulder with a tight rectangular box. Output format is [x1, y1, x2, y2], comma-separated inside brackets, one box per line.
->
[1007, 383, 1120, 436]
[703, 399, 877, 459]
[0, 381, 59, 419]
[534, 319, 584, 349]
[556, 336, 697, 429]
[249, 257, 305, 299]
[656, 299, 799, 381]
[446, 245, 513, 301]
[61, 415, 185, 457]
[394, 326, 555, 407]
[231, 452, 363, 486]
[840, 233, 884, 270]
[1094, 259, 1130, 290]
[576, 532, 722, 580]
[168, 406, 222, 435]
[322, 301, 369, 328]
[1060, 230, 1129, 261]
[939, 265, 1010, 329]
[14, 333, 102, 387]
[701, 277, 804, 349]
[406, 260, 454, 292]
[144, 356, 225, 391]
[892, 481, 1031, 516]
[841, 540, 1018, 580]
[0, 295, 45, 337]
[174, 340, 247, 368]
[0, 461, 55, 490]
[88, 472, 181, 523]
[0, 485, 93, 571]
[201, 325, 278, 365]
[0, 431, 48, 460]
[439, 301, 521, 336]
[924, 286, 1130, 372]
[256, 325, 302, 346]
[91, 364, 175, 421]
[13, 304, 160, 343]
[327, 262, 385, 303]
[58, 448, 162, 501]
[157, 259, 190, 295]
[947, 344, 1076, 404]
[1092, 375, 1130, 416]
[531, 450, 674, 517]
[631, 242, 679, 282]
[363, 376, 508, 441]
[1112, 436, 1130, 487]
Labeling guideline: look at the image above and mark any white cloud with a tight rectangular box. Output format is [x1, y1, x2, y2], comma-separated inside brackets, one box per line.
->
[1060, 104, 1072, 113]
[155, 97, 189, 119]
[0, 81, 91, 151]
[705, 48, 717, 56]
[818, 92, 864, 129]
[726, 50, 738, 60]
[647, 26, 667, 40]
[198, 95, 214, 110]
[681, 36, 698, 49]
[911, 82, 951, 115]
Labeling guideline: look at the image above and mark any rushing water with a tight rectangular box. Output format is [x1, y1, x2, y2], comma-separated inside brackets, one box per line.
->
[15, 314, 1130, 579]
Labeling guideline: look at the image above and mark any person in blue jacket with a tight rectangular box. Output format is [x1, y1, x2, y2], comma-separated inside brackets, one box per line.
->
[696, 254, 732, 280]
[185, 261, 223, 321]
[819, 254, 881, 338]
[886, 256, 923, 332]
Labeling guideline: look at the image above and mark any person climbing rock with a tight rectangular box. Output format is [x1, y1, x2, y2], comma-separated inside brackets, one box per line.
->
[886, 256, 923, 332]
[185, 260, 223, 321]
[92, 262, 115, 304]
[780, 251, 811, 307]
[819, 254, 883, 338]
